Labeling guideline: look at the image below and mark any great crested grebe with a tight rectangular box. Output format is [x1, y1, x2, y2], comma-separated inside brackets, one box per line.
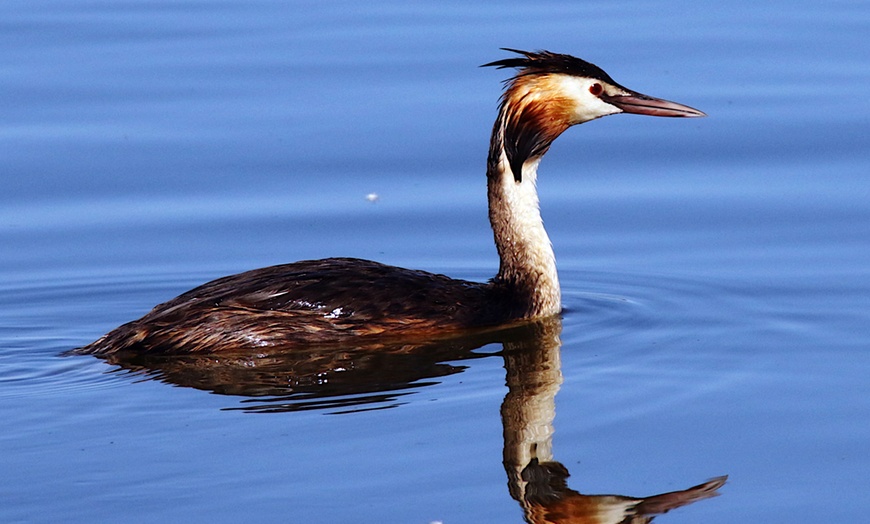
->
[75, 49, 704, 355]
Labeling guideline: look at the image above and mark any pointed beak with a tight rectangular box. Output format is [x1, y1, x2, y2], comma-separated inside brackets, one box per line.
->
[601, 90, 706, 118]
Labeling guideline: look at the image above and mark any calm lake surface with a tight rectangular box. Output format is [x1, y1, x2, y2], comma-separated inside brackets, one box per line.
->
[2, 1, 869, 522]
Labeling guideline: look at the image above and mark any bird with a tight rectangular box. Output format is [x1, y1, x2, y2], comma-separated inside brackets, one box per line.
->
[74, 49, 705, 355]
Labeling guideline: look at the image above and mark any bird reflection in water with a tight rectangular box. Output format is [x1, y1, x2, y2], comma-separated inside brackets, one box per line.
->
[99, 327, 508, 413]
[501, 319, 726, 523]
[93, 318, 725, 521]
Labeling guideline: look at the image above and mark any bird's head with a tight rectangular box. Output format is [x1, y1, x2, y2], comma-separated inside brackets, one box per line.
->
[483, 49, 705, 181]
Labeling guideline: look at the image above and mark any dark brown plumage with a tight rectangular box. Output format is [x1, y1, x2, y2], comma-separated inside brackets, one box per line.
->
[77, 258, 521, 354]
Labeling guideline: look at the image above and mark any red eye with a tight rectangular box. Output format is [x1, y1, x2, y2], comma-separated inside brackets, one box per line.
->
[589, 83, 603, 96]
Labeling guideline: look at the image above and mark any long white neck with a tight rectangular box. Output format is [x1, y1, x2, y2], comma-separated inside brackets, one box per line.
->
[487, 124, 561, 318]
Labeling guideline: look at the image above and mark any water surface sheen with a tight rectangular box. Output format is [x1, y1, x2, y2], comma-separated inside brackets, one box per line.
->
[2, 1, 869, 523]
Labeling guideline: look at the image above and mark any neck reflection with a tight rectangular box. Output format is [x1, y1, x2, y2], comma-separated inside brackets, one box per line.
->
[500, 318, 726, 523]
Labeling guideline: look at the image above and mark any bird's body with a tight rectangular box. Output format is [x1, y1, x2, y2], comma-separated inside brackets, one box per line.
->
[76, 49, 704, 355]
[85, 258, 516, 354]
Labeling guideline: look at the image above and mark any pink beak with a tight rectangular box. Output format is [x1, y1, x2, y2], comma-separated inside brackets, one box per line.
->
[601, 90, 706, 118]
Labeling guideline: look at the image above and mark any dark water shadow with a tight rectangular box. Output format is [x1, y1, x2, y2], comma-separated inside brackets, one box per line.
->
[93, 325, 520, 414]
[82, 318, 726, 520]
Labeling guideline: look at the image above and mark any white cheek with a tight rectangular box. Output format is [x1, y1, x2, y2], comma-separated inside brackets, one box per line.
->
[556, 76, 622, 123]
[573, 94, 622, 122]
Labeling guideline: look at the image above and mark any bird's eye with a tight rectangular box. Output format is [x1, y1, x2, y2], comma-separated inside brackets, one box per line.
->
[589, 83, 603, 96]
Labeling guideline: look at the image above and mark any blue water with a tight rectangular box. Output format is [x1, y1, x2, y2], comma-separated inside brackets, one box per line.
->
[2, 1, 869, 522]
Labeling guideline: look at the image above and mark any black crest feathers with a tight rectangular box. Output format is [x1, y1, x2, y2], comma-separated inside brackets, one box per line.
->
[481, 48, 617, 85]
